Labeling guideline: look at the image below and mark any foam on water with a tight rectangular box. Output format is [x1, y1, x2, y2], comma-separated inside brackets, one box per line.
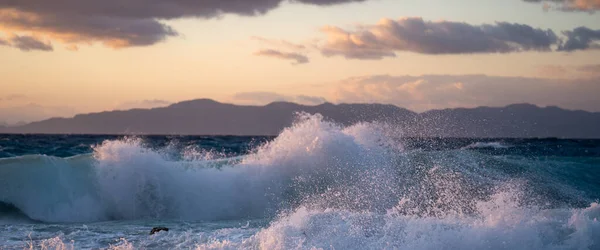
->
[1, 114, 599, 249]
[0, 114, 398, 223]
[227, 197, 600, 250]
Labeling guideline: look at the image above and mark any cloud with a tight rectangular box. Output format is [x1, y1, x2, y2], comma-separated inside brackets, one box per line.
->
[0, 103, 78, 124]
[254, 49, 309, 64]
[0, 0, 367, 50]
[557, 27, 600, 51]
[316, 17, 600, 59]
[0, 34, 53, 51]
[330, 75, 600, 112]
[233, 92, 327, 105]
[296, 95, 328, 105]
[9, 35, 53, 51]
[65, 44, 79, 51]
[319, 17, 559, 59]
[524, 0, 600, 12]
[115, 99, 171, 110]
[576, 64, 600, 73]
[536, 65, 572, 78]
[251, 36, 306, 51]
[0, 11, 177, 49]
[537, 64, 600, 78]
[320, 26, 397, 59]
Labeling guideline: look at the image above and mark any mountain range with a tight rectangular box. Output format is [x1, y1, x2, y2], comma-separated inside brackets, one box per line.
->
[1, 99, 599, 138]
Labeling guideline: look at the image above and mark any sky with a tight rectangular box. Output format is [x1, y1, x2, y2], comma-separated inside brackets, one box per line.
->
[1, 0, 599, 124]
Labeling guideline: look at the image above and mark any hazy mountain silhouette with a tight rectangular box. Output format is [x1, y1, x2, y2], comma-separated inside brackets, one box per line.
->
[414, 104, 600, 138]
[1, 99, 599, 138]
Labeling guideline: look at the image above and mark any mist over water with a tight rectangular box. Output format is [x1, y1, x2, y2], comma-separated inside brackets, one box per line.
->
[1, 114, 599, 249]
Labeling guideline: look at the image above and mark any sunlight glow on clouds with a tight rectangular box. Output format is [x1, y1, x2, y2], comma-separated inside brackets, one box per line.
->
[330, 74, 600, 112]
[524, 0, 600, 11]
[251, 16, 600, 64]
[0, 0, 367, 50]
[317, 17, 598, 60]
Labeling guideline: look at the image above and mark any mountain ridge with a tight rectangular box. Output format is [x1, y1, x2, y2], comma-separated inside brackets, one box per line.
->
[1, 99, 598, 138]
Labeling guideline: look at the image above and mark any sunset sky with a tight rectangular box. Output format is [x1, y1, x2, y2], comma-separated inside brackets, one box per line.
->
[1, 0, 599, 124]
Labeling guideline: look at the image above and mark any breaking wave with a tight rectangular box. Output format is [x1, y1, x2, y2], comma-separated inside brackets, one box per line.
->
[1, 113, 599, 249]
[0, 114, 399, 223]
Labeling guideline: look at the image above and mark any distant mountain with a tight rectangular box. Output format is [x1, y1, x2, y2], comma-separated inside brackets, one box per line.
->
[1, 99, 599, 138]
[415, 104, 600, 138]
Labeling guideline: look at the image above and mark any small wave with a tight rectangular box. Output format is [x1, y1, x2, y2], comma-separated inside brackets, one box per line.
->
[462, 141, 511, 150]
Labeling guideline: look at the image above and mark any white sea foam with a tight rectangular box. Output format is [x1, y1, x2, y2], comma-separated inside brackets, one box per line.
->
[2, 114, 599, 249]
[0, 114, 398, 223]
[196, 195, 600, 249]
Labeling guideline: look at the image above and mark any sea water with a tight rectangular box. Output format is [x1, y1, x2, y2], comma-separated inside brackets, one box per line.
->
[1, 114, 599, 249]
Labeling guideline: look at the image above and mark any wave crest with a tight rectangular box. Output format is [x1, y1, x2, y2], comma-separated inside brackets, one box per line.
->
[0, 114, 399, 223]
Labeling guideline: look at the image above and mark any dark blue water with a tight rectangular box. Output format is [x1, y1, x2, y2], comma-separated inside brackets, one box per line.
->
[2, 134, 599, 159]
[1, 116, 599, 249]
[0, 134, 271, 159]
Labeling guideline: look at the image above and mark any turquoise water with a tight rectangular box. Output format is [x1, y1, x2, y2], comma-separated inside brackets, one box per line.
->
[1, 114, 599, 249]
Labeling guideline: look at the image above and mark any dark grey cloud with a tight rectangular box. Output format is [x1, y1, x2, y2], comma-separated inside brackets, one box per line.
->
[9, 35, 53, 51]
[320, 18, 559, 59]
[0, 35, 52, 51]
[481, 22, 559, 50]
[319, 17, 600, 59]
[558, 27, 600, 51]
[331, 75, 600, 112]
[0, 0, 367, 19]
[523, 0, 600, 12]
[254, 49, 310, 64]
[234, 92, 326, 105]
[0, 0, 366, 49]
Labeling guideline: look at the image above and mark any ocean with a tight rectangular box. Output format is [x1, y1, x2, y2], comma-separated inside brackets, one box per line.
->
[1, 114, 599, 249]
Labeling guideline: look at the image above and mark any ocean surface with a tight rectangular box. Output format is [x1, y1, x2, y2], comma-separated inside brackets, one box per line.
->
[1, 114, 600, 249]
